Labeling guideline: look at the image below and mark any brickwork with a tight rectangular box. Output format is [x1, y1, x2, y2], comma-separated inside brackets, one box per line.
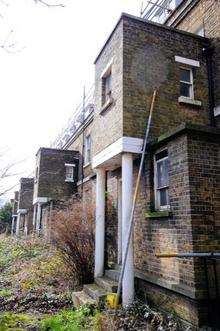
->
[105, 169, 120, 266]
[17, 178, 34, 235]
[93, 20, 123, 156]
[187, 133, 220, 299]
[18, 178, 34, 211]
[166, 0, 220, 122]
[92, 14, 211, 161]
[132, 134, 196, 292]
[33, 148, 79, 202]
[101, 127, 220, 326]
[67, 117, 94, 181]
[122, 15, 211, 140]
[12, 191, 19, 215]
[133, 128, 219, 325]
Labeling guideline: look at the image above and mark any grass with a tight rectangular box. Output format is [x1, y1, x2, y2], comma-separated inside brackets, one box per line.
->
[0, 305, 102, 331]
[0, 312, 39, 331]
[40, 305, 101, 331]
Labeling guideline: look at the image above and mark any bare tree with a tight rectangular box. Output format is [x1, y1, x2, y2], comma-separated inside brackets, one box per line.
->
[0, 0, 66, 52]
[0, 148, 24, 197]
[33, 0, 65, 7]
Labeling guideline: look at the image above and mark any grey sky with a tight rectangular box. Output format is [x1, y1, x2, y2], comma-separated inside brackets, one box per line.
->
[0, 0, 142, 201]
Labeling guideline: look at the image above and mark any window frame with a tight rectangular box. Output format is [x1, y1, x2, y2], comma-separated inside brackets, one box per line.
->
[84, 134, 92, 166]
[179, 67, 194, 99]
[65, 163, 76, 182]
[154, 149, 170, 211]
[102, 70, 112, 106]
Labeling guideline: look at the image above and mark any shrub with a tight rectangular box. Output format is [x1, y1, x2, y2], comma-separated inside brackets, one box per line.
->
[51, 198, 95, 287]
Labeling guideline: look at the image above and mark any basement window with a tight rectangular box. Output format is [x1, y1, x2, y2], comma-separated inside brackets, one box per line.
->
[65, 163, 75, 182]
[180, 68, 194, 99]
[84, 134, 92, 165]
[154, 149, 170, 211]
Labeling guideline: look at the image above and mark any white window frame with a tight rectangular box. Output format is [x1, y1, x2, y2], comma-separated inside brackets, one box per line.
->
[180, 67, 194, 99]
[65, 163, 75, 182]
[84, 135, 92, 166]
[154, 149, 170, 211]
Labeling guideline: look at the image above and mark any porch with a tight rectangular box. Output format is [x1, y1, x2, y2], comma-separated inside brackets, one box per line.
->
[92, 136, 143, 306]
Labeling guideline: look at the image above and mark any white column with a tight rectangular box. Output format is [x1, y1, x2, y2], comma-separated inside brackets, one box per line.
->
[24, 215, 28, 237]
[11, 216, 15, 236]
[36, 203, 42, 235]
[33, 204, 37, 230]
[122, 152, 134, 306]
[16, 213, 21, 237]
[94, 168, 106, 278]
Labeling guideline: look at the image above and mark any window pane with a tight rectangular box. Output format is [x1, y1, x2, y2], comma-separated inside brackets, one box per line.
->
[180, 82, 190, 97]
[105, 74, 112, 96]
[180, 68, 191, 82]
[85, 135, 91, 164]
[160, 188, 168, 206]
[157, 158, 168, 188]
[66, 166, 73, 180]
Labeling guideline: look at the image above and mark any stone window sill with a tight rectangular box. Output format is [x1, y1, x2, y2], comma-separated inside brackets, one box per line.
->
[65, 179, 75, 183]
[178, 96, 202, 107]
[100, 97, 114, 114]
[145, 210, 171, 218]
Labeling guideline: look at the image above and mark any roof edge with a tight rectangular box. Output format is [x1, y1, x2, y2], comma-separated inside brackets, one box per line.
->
[149, 123, 220, 149]
[94, 12, 209, 64]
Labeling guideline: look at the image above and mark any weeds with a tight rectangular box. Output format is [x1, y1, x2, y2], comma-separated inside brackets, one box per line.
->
[40, 304, 100, 331]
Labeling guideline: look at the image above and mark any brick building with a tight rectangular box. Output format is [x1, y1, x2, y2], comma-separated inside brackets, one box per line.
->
[15, 178, 34, 236]
[11, 191, 19, 235]
[15, 1, 220, 328]
[32, 148, 79, 235]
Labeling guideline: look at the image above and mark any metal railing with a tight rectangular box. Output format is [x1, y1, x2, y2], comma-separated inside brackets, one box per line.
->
[140, 0, 182, 24]
[51, 85, 95, 149]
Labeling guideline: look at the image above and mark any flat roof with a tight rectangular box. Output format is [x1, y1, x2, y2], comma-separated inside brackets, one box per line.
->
[94, 12, 209, 64]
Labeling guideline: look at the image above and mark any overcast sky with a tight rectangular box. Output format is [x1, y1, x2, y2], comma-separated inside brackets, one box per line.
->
[0, 0, 143, 202]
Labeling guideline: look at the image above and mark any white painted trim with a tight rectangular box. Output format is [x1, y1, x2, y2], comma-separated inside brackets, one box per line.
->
[65, 163, 76, 167]
[92, 137, 143, 169]
[178, 96, 202, 106]
[175, 56, 200, 67]
[214, 105, 220, 117]
[100, 57, 114, 78]
[33, 197, 49, 205]
[17, 209, 27, 214]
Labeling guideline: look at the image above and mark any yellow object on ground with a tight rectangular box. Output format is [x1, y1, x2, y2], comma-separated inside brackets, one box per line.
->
[106, 293, 120, 309]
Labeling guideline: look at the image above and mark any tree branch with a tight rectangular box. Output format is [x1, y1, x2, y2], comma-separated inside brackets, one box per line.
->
[34, 0, 65, 7]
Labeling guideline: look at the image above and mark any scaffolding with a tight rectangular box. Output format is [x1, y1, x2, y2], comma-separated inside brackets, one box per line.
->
[51, 85, 94, 149]
[140, 0, 183, 24]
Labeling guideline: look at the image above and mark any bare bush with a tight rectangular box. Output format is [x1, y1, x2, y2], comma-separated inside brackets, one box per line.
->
[51, 198, 95, 288]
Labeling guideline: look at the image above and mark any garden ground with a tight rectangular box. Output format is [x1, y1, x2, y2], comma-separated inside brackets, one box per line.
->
[0, 235, 185, 330]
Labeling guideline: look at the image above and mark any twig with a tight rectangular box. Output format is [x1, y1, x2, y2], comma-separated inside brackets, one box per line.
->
[34, 0, 65, 7]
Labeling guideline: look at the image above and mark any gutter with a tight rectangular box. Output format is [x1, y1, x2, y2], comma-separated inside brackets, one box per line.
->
[203, 47, 216, 126]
